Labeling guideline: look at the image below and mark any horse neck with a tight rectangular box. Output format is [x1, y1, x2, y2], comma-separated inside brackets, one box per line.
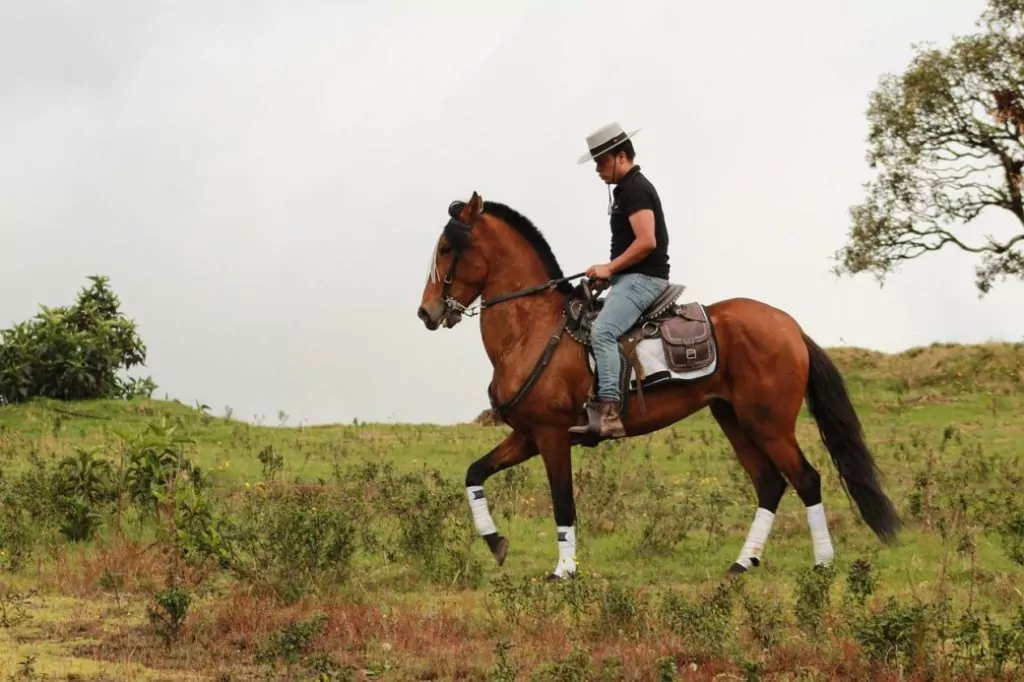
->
[477, 233, 567, 371]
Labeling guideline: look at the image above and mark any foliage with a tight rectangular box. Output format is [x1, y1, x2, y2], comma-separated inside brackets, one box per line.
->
[0, 275, 155, 404]
[835, 0, 1024, 293]
[147, 585, 192, 645]
[117, 419, 201, 518]
[228, 487, 359, 603]
[254, 613, 329, 665]
[0, 353, 1021, 679]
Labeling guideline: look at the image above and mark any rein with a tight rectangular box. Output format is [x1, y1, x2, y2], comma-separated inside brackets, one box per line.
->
[445, 271, 587, 318]
[437, 207, 593, 419]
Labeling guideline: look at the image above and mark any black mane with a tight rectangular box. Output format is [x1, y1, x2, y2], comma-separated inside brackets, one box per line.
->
[481, 201, 575, 295]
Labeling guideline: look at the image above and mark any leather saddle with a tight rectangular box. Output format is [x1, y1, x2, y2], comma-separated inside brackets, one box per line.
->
[564, 280, 718, 412]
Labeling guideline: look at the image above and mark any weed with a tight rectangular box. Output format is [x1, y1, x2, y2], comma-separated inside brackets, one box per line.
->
[598, 583, 641, 635]
[654, 655, 677, 681]
[573, 448, 627, 535]
[658, 581, 738, 658]
[635, 497, 699, 556]
[257, 444, 284, 481]
[147, 584, 192, 645]
[490, 637, 520, 682]
[487, 573, 563, 632]
[982, 605, 1024, 677]
[15, 654, 38, 680]
[255, 612, 328, 665]
[739, 588, 787, 649]
[230, 488, 357, 603]
[0, 508, 33, 573]
[529, 645, 594, 682]
[793, 564, 837, 637]
[98, 568, 124, 608]
[994, 494, 1024, 567]
[849, 595, 931, 674]
[0, 587, 32, 628]
[844, 557, 878, 608]
[57, 497, 103, 542]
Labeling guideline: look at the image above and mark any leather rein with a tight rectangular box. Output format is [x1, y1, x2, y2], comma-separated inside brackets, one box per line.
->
[437, 209, 592, 419]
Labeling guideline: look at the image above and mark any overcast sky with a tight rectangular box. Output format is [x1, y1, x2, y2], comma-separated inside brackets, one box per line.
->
[2, 0, 1020, 426]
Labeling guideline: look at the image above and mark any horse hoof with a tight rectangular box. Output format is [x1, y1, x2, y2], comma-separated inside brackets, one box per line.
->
[726, 558, 759, 576]
[493, 536, 509, 566]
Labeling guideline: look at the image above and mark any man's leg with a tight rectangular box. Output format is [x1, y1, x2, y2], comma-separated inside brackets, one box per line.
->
[570, 274, 668, 438]
[590, 282, 637, 404]
[592, 274, 669, 401]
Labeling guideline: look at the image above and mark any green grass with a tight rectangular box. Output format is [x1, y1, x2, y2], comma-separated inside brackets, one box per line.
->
[1, 342, 1023, 680]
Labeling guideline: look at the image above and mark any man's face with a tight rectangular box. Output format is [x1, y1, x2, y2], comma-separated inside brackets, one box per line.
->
[594, 151, 623, 184]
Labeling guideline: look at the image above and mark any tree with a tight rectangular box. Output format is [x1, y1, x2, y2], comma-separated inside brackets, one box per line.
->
[0, 275, 157, 404]
[834, 0, 1024, 294]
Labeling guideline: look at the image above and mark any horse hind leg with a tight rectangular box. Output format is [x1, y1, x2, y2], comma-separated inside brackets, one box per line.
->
[743, 410, 835, 568]
[710, 400, 787, 574]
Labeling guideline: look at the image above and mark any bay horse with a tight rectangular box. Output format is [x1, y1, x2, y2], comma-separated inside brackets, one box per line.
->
[417, 191, 900, 581]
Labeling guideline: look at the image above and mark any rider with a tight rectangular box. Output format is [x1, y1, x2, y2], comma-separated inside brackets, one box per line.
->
[569, 122, 671, 439]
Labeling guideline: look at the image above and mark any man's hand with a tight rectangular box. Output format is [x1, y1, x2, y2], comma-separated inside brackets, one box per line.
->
[586, 263, 613, 280]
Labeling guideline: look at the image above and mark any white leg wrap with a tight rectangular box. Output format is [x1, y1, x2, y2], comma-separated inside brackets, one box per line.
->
[466, 486, 497, 536]
[735, 508, 775, 568]
[553, 525, 577, 578]
[806, 502, 835, 566]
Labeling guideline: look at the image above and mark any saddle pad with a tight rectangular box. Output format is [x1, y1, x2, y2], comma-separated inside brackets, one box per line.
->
[587, 336, 719, 392]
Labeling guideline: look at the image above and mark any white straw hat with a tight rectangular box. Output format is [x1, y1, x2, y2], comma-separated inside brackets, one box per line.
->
[576, 121, 642, 164]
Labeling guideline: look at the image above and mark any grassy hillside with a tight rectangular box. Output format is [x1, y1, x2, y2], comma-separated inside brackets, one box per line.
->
[0, 343, 1022, 681]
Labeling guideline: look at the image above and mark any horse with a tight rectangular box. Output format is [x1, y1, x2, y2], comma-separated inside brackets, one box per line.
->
[416, 191, 900, 581]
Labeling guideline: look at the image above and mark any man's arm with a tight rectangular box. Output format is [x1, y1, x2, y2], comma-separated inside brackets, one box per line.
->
[609, 209, 656, 274]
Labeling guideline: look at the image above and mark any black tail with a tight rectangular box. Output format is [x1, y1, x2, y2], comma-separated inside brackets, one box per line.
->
[802, 333, 901, 543]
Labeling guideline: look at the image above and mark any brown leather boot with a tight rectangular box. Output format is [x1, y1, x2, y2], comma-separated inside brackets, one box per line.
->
[568, 399, 626, 439]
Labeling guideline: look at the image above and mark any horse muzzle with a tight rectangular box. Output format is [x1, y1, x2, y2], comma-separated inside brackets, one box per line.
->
[417, 304, 440, 330]
[418, 299, 460, 330]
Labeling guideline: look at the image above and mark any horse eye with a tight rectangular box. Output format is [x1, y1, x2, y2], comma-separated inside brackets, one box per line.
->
[438, 245, 452, 255]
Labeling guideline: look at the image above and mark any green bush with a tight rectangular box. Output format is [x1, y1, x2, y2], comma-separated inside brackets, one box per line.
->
[0, 275, 155, 404]
[229, 487, 359, 603]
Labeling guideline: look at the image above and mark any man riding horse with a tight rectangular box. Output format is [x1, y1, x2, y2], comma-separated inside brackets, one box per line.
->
[570, 122, 672, 440]
[416, 120, 900, 583]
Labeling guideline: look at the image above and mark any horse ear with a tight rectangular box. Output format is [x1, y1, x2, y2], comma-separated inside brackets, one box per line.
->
[466, 191, 484, 221]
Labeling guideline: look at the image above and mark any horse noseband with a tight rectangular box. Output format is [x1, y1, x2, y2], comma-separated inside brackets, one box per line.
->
[440, 211, 475, 323]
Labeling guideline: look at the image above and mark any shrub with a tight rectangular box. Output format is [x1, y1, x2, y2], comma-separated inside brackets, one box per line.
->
[229, 487, 358, 603]
[0, 275, 155, 404]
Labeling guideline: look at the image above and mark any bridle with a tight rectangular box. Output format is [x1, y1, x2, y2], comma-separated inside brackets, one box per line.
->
[433, 201, 590, 418]
[436, 208, 476, 327]
[436, 201, 585, 325]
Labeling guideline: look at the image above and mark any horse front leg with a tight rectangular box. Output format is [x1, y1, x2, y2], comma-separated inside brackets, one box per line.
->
[465, 430, 539, 565]
[534, 428, 577, 580]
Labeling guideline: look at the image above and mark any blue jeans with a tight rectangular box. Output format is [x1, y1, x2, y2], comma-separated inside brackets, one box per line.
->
[591, 273, 668, 401]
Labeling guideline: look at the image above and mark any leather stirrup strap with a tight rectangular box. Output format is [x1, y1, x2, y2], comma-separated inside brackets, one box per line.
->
[620, 336, 646, 414]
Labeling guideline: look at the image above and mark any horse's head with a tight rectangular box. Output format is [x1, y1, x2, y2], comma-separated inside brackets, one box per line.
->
[418, 191, 489, 330]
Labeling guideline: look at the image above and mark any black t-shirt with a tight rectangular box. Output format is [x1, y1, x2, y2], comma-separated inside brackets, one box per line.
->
[609, 165, 670, 279]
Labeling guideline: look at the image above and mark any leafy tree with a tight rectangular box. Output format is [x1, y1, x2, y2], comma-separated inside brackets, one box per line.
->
[835, 0, 1024, 294]
[0, 275, 156, 403]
